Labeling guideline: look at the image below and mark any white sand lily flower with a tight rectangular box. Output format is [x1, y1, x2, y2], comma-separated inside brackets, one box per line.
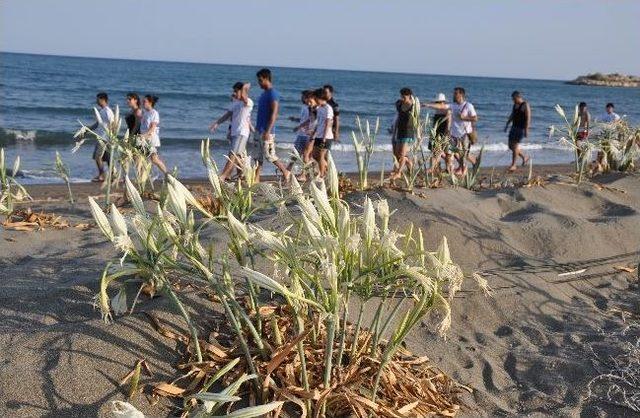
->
[227, 210, 249, 242]
[12, 156, 20, 177]
[110, 204, 128, 236]
[554, 104, 566, 120]
[110, 287, 128, 316]
[375, 199, 390, 232]
[436, 236, 452, 265]
[166, 182, 187, 224]
[89, 197, 114, 241]
[167, 175, 211, 217]
[327, 153, 339, 200]
[125, 176, 146, 216]
[380, 230, 404, 259]
[207, 163, 223, 197]
[302, 212, 322, 240]
[362, 196, 378, 244]
[310, 180, 335, 227]
[241, 267, 322, 309]
[345, 232, 361, 253]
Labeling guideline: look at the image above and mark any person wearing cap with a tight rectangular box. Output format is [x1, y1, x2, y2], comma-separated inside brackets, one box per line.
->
[422, 93, 452, 173]
[209, 81, 254, 181]
[504, 90, 530, 172]
[600, 103, 621, 124]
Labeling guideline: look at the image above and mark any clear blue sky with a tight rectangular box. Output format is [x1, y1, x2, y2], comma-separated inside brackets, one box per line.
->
[1, 0, 638, 80]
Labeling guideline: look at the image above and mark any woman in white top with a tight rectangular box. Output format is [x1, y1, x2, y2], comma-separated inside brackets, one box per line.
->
[140, 95, 168, 175]
[310, 88, 334, 178]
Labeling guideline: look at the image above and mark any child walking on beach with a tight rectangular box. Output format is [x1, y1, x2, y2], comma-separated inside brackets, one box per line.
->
[210, 82, 254, 182]
[390, 87, 420, 180]
[311, 88, 334, 179]
[84, 92, 114, 182]
[139, 95, 168, 175]
[288, 90, 317, 179]
[504, 91, 531, 172]
[254, 68, 290, 183]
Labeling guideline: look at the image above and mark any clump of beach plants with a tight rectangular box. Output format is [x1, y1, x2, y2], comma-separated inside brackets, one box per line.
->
[590, 120, 640, 174]
[351, 116, 380, 190]
[55, 151, 74, 205]
[88, 144, 479, 416]
[0, 148, 30, 218]
[74, 106, 154, 206]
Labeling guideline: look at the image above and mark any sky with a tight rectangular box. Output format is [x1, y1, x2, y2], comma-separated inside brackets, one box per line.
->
[1, 0, 638, 80]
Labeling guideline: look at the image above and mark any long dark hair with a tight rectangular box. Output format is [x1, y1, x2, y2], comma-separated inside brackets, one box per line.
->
[144, 95, 159, 107]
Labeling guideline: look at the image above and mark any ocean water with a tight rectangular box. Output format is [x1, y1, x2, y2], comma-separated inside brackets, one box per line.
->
[1, 52, 638, 183]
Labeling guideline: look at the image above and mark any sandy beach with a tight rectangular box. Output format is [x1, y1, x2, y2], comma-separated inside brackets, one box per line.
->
[1, 164, 640, 417]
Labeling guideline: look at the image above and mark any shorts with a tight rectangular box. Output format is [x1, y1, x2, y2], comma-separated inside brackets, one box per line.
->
[255, 134, 279, 164]
[393, 137, 415, 144]
[450, 135, 468, 152]
[313, 138, 333, 150]
[230, 134, 249, 155]
[93, 142, 110, 162]
[508, 127, 525, 149]
[294, 135, 310, 156]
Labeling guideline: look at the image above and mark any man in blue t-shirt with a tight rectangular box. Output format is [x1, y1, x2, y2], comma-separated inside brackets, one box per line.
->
[254, 68, 290, 183]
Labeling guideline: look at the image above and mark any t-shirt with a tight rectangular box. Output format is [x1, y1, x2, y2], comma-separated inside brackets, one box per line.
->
[256, 88, 280, 134]
[96, 106, 115, 138]
[298, 105, 311, 139]
[601, 112, 621, 123]
[229, 98, 254, 137]
[450, 101, 477, 138]
[314, 103, 334, 140]
[327, 98, 340, 133]
[141, 109, 161, 147]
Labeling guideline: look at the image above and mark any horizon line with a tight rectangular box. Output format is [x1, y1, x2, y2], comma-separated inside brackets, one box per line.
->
[0, 50, 567, 83]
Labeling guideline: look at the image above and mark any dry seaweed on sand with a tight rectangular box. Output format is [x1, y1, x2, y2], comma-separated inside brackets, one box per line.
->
[145, 304, 464, 417]
[1, 208, 70, 231]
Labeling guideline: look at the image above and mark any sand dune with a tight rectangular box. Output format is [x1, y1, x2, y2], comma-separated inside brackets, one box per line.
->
[1, 171, 639, 417]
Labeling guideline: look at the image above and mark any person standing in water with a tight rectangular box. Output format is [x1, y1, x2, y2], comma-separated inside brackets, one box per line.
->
[422, 93, 451, 173]
[504, 90, 531, 172]
[449, 87, 478, 175]
[253, 69, 290, 183]
[390, 87, 420, 180]
[139, 95, 168, 175]
[210, 81, 254, 181]
[82, 92, 115, 182]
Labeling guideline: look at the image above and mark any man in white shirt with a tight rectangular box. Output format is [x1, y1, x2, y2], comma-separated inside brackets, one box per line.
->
[85, 92, 115, 182]
[600, 103, 621, 124]
[449, 87, 478, 175]
[210, 82, 254, 181]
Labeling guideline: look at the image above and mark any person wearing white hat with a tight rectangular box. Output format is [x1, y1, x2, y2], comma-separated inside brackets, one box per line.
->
[422, 93, 452, 173]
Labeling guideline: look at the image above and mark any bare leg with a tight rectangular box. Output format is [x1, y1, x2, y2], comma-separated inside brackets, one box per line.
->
[273, 160, 291, 181]
[95, 158, 105, 181]
[220, 153, 239, 181]
[150, 153, 168, 175]
[255, 163, 263, 183]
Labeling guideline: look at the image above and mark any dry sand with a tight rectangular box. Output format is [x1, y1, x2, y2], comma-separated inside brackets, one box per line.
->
[1, 166, 640, 417]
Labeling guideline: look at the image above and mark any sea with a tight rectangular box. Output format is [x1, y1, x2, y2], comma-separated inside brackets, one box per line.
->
[1, 52, 638, 184]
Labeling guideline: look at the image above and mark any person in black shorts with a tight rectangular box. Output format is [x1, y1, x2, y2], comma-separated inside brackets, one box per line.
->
[323, 85, 340, 142]
[504, 90, 531, 172]
[310, 88, 335, 178]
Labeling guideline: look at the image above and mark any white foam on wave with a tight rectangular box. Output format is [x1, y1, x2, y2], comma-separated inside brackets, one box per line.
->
[276, 140, 571, 153]
[5, 129, 37, 141]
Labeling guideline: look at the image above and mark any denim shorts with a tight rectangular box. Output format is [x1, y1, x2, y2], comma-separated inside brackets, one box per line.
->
[230, 134, 249, 155]
[294, 135, 310, 156]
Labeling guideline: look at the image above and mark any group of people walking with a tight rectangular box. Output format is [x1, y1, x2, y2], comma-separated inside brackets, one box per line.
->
[79, 91, 167, 182]
[81, 68, 624, 184]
